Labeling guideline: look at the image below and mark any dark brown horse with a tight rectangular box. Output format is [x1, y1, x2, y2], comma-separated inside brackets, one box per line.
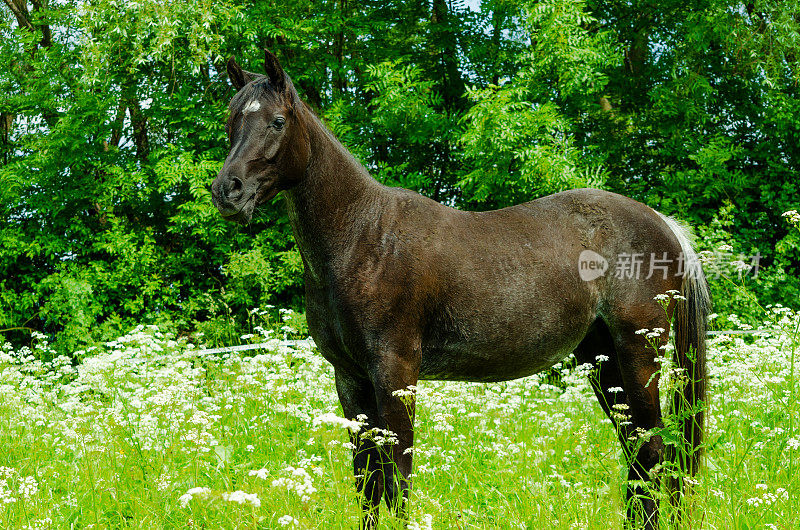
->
[211, 50, 710, 529]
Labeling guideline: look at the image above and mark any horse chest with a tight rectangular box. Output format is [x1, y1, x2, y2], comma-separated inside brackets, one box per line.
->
[304, 282, 382, 371]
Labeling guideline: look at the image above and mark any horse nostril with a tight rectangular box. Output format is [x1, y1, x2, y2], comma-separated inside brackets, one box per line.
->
[223, 176, 244, 200]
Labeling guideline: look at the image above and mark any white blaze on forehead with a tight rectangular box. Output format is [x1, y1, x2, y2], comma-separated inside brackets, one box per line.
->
[243, 99, 261, 114]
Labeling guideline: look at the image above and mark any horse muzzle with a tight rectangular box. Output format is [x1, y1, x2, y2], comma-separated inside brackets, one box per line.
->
[211, 173, 256, 223]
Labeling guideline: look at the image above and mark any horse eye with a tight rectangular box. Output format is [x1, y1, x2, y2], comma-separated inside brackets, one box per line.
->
[273, 117, 285, 130]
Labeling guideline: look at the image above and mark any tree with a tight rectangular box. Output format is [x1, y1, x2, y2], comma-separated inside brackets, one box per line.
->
[1, 0, 798, 351]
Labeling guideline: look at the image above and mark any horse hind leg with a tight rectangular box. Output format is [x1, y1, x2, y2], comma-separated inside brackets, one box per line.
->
[575, 315, 666, 530]
[574, 318, 629, 426]
[608, 311, 670, 530]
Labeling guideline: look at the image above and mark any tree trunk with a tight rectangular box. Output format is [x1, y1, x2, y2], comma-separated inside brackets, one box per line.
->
[490, 6, 505, 85]
[3, 0, 34, 31]
[625, 26, 650, 77]
[333, 0, 348, 96]
[0, 113, 12, 165]
[3, 0, 52, 49]
[128, 96, 150, 162]
[109, 98, 127, 149]
[431, 0, 465, 112]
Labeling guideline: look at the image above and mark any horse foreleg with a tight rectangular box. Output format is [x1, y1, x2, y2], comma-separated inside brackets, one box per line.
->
[371, 347, 419, 520]
[335, 369, 384, 529]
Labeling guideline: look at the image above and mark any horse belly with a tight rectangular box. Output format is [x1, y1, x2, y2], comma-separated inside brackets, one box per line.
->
[418, 349, 560, 383]
[417, 254, 597, 382]
[419, 314, 590, 383]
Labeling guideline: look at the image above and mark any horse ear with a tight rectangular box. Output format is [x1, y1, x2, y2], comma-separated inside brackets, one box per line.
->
[227, 57, 253, 91]
[264, 49, 286, 92]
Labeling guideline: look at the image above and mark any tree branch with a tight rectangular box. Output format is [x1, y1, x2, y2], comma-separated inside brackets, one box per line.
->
[2, 0, 34, 31]
[31, 0, 52, 47]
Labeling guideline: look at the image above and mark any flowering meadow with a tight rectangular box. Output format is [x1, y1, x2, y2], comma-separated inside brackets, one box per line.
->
[0, 306, 798, 529]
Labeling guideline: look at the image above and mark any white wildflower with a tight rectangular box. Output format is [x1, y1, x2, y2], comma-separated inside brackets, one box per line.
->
[17, 476, 38, 498]
[222, 490, 261, 508]
[782, 209, 800, 225]
[278, 515, 299, 526]
[731, 260, 750, 272]
[312, 412, 364, 433]
[179, 486, 212, 508]
[392, 385, 418, 398]
[272, 466, 317, 503]
[156, 473, 172, 492]
[248, 468, 269, 480]
[408, 513, 434, 530]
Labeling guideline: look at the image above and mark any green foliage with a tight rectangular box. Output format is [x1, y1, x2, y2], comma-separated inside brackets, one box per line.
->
[459, 0, 620, 208]
[1, 0, 799, 351]
[0, 0, 306, 352]
[38, 270, 98, 355]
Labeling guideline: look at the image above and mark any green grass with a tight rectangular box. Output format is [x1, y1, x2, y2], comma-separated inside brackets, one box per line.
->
[0, 305, 798, 529]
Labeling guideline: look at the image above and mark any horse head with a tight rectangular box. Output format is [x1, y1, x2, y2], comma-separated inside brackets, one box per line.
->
[211, 50, 310, 224]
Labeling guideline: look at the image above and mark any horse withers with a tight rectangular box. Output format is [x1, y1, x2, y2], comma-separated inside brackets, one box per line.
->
[211, 50, 710, 529]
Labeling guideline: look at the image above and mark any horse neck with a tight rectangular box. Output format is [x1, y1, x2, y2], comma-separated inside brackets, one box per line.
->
[283, 110, 384, 281]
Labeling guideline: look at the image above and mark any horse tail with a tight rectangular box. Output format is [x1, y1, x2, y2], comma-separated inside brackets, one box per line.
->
[658, 214, 711, 481]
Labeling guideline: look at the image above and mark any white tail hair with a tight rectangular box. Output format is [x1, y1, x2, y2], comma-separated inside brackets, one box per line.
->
[657, 211, 711, 486]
